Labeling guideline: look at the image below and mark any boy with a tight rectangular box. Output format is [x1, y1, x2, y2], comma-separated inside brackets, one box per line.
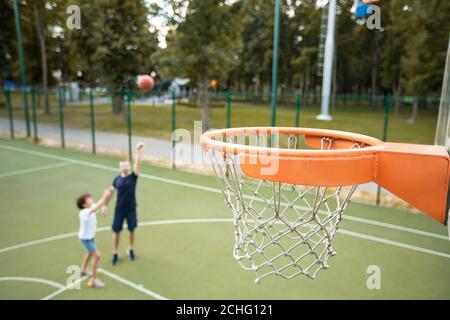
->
[76, 189, 111, 288]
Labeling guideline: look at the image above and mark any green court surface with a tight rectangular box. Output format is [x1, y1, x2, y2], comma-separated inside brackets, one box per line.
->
[0, 139, 449, 300]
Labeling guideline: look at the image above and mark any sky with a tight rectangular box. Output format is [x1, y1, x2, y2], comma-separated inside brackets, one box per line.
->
[145, 0, 239, 48]
[146, 0, 187, 48]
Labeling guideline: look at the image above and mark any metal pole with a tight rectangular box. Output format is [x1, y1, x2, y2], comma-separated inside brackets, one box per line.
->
[295, 93, 301, 127]
[89, 89, 96, 154]
[31, 88, 38, 142]
[270, 0, 281, 127]
[376, 95, 391, 206]
[58, 87, 65, 148]
[317, 0, 336, 121]
[382, 95, 391, 142]
[5, 90, 14, 139]
[171, 91, 176, 169]
[126, 89, 133, 161]
[226, 90, 231, 128]
[12, 0, 31, 136]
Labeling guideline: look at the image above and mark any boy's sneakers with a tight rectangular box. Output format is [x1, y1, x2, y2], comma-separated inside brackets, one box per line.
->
[127, 249, 136, 261]
[87, 278, 105, 288]
[81, 270, 92, 277]
[112, 253, 119, 265]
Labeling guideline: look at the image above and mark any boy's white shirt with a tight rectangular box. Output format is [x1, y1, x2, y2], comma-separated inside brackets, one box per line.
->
[78, 205, 97, 240]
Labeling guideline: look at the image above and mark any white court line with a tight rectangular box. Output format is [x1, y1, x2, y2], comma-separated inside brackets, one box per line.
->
[0, 218, 448, 259]
[0, 162, 71, 178]
[0, 272, 163, 300]
[98, 268, 168, 300]
[0, 276, 63, 289]
[0, 143, 447, 241]
[338, 229, 450, 259]
[41, 275, 89, 300]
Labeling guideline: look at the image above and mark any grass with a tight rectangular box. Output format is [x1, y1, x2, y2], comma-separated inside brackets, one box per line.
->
[0, 139, 448, 299]
[1, 97, 438, 144]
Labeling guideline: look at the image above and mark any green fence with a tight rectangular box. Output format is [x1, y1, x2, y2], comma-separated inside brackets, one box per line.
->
[1, 86, 440, 173]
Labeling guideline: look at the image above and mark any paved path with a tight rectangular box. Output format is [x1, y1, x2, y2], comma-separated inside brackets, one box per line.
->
[0, 117, 386, 195]
[0, 118, 207, 166]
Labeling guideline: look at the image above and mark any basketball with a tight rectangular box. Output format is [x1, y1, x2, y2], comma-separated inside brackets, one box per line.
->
[137, 74, 155, 90]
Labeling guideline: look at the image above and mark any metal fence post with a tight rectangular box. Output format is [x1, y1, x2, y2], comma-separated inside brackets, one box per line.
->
[31, 87, 38, 142]
[23, 88, 31, 137]
[5, 90, 14, 139]
[376, 95, 392, 206]
[171, 90, 176, 169]
[226, 90, 231, 128]
[126, 89, 133, 161]
[295, 93, 301, 127]
[58, 87, 65, 148]
[89, 89, 96, 154]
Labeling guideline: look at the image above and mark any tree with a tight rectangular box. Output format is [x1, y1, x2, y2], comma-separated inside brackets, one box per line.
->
[401, 0, 450, 123]
[67, 0, 158, 114]
[0, 0, 16, 86]
[154, 0, 243, 131]
[290, 1, 322, 98]
[231, 0, 274, 93]
[32, 0, 50, 113]
[380, 0, 408, 113]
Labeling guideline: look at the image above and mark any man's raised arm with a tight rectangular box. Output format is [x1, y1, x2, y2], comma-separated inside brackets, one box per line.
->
[134, 142, 144, 176]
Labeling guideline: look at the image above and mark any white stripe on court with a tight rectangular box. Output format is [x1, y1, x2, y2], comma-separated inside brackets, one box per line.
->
[0, 218, 448, 260]
[98, 268, 168, 300]
[0, 272, 164, 300]
[41, 275, 89, 300]
[0, 143, 448, 241]
[0, 276, 64, 289]
[337, 229, 450, 259]
[0, 162, 71, 178]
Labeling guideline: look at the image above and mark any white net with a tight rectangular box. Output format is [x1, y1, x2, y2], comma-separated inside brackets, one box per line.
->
[207, 134, 360, 282]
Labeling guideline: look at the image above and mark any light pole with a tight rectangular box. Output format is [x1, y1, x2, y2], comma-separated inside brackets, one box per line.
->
[317, 0, 336, 121]
[270, 0, 281, 127]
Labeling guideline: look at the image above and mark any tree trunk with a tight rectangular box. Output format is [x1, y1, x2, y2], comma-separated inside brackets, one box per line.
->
[331, 42, 338, 112]
[199, 74, 210, 131]
[112, 93, 125, 115]
[370, 32, 379, 109]
[304, 54, 311, 108]
[408, 97, 419, 124]
[33, 3, 49, 114]
[393, 78, 402, 114]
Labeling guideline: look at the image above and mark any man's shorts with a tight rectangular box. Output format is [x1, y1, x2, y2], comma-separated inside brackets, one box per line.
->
[112, 209, 138, 233]
[80, 239, 97, 253]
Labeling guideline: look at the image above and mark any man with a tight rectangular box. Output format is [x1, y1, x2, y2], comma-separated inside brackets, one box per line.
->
[102, 142, 144, 265]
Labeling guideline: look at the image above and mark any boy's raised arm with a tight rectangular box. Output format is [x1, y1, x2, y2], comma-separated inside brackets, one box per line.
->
[99, 186, 116, 215]
[90, 188, 113, 214]
[133, 142, 144, 176]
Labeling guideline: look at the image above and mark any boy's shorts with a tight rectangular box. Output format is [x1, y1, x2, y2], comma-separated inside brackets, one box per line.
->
[80, 239, 97, 253]
[112, 209, 138, 233]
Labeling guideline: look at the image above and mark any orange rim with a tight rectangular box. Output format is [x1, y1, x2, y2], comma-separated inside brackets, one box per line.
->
[201, 127, 384, 157]
[201, 127, 450, 224]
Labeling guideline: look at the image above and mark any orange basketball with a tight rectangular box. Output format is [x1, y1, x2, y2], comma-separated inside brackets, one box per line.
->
[137, 75, 155, 90]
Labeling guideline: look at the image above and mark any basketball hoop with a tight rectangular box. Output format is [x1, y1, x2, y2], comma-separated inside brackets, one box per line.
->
[201, 127, 450, 282]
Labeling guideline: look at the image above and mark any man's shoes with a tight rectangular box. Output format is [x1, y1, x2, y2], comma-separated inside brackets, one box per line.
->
[127, 249, 135, 261]
[112, 253, 119, 265]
